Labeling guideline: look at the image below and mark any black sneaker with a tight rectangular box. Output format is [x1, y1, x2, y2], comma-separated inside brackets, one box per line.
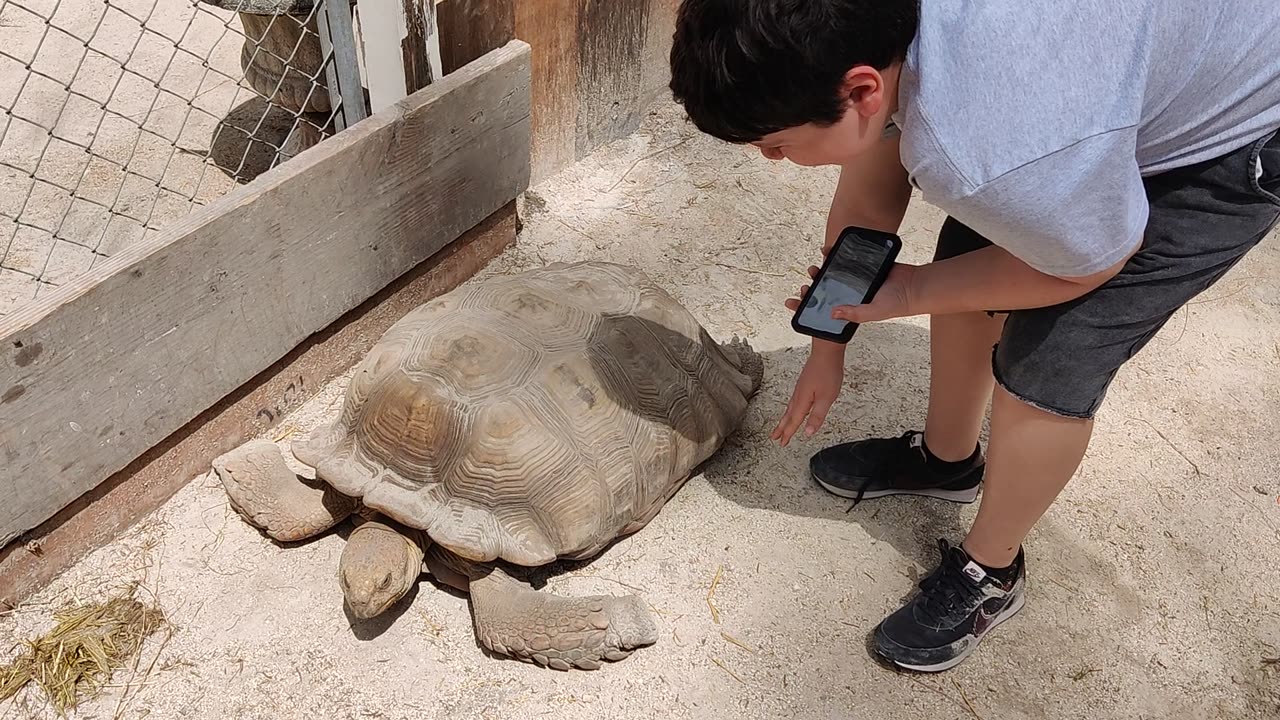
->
[809, 430, 983, 506]
[873, 539, 1026, 672]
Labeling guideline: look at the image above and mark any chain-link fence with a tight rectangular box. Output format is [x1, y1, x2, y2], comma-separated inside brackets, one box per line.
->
[0, 0, 365, 315]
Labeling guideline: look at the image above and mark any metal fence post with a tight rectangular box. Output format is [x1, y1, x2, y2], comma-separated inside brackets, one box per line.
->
[317, 0, 368, 131]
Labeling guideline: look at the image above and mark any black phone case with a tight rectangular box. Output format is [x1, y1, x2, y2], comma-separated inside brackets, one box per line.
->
[790, 226, 903, 344]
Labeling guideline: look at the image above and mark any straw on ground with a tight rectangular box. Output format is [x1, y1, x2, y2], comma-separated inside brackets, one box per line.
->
[0, 585, 166, 714]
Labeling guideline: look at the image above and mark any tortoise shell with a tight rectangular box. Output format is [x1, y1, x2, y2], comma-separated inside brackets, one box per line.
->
[292, 262, 759, 566]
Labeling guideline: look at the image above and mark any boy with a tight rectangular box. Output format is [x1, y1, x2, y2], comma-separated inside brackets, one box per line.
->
[669, 0, 1280, 672]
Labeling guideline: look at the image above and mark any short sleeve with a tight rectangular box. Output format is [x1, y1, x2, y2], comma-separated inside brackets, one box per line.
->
[931, 129, 1149, 278]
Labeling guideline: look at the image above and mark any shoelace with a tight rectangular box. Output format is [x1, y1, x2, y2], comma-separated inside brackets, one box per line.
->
[916, 540, 986, 626]
[847, 430, 927, 508]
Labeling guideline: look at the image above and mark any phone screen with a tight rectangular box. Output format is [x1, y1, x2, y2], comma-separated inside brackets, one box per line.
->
[795, 231, 896, 335]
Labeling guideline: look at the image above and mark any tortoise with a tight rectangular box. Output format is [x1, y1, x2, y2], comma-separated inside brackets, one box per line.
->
[211, 261, 763, 670]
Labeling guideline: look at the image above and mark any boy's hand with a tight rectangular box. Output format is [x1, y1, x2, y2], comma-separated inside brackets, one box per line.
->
[770, 345, 844, 447]
[783, 263, 919, 323]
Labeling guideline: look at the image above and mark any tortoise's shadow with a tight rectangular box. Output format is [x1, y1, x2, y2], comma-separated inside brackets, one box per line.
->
[602, 317, 970, 570]
[270, 518, 424, 641]
[345, 583, 422, 640]
[256, 510, 611, 645]
[696, 322, 973, 571]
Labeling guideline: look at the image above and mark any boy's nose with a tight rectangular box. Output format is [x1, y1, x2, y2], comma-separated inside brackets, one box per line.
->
[759, 146, 784, 161]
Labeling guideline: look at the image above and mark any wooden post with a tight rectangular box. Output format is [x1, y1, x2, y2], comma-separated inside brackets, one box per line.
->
[436, 0, 515, 74]
[357, 0, 444, 111]
[433, 0, 680, 183]
[401, 0, 444, 93]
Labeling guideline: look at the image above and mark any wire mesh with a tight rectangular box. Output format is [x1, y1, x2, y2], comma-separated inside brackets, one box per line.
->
[0, 0, 352, 315]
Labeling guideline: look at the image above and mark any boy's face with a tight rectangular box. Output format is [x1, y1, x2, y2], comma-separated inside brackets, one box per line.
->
[749, 63, 900, 168]
[750, 112, 875, 167]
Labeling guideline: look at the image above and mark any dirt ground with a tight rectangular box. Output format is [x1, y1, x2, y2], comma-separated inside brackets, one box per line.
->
[3, 100, 1279, 720]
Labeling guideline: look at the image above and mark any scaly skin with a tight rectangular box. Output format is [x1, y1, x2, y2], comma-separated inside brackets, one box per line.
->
[425, 545, 658, 671]
[338, 516, 426, 618]
[212, 440, 357, 542]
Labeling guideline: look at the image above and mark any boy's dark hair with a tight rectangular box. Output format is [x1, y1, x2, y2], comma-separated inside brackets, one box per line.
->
[669, 0, 919, 143]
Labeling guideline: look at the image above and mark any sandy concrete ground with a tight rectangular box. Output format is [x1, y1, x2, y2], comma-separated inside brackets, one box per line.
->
[3, 100, 1279, 720]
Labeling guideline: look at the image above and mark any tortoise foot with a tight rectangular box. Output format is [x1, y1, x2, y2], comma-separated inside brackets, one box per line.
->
[721, 335, 765, 395]
[212, 439, 357, 542]
[465, 564, 658, 670]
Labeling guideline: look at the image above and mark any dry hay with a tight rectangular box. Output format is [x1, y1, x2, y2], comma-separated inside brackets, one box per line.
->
[0, 585, 166, 714]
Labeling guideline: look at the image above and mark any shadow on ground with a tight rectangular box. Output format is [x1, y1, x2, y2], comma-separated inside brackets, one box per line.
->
[705, 321, 962, 570]
[696, 321, 1147, 622]
[207, 97, 303, 184]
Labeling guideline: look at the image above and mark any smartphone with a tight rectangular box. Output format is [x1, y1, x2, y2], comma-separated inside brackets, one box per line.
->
[790, 226, 902, 343]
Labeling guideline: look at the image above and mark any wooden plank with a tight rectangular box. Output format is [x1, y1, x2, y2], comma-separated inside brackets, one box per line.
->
[315, 3, 346, 131]
[321, 0, 369, 127]
[514, 0, 579, 182]
[0, 41, 532, 548]
[574, 0, 651, 157]
[0, 203, 517, 608]
[400, 0, 444, 93]
[436, 0, 515, 75]
[358, 0, 413, 112]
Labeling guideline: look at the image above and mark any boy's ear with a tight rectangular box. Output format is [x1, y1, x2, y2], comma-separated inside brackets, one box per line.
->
[840, 65, 888, 118]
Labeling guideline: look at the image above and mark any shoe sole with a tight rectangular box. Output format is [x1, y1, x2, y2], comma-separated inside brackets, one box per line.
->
[877, 590, 1027, 673]
[812, 473, 980, 504]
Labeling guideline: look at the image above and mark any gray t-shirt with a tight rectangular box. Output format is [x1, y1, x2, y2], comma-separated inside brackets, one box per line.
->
[893, 0, 1280, 277]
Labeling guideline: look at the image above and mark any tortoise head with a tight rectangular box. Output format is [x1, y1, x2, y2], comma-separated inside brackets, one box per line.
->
[338, 519, 425, 619]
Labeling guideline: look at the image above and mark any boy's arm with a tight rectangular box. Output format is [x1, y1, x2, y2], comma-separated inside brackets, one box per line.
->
[829, 133, 1148, 324]
[912, 243, 1131, 312]
[771, 135, 912, 446]
[812, 133, 913, 357]
[828, 242, 1134, 326]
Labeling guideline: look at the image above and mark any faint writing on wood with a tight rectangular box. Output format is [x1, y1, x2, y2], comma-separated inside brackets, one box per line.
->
[256, 375, 307, 423]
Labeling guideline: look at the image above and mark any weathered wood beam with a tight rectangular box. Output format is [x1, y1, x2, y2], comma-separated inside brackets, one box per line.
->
[0, 41, 532, 548]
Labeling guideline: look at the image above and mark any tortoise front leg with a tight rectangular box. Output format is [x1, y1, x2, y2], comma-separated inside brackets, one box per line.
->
[426, 547, 657, 670]
[212, 440, 358, 542]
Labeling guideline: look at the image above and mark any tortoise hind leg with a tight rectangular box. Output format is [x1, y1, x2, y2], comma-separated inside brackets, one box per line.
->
[719, 335, 764, 395]
[212, 439, 358, 542]
[426, 547, 657, 670]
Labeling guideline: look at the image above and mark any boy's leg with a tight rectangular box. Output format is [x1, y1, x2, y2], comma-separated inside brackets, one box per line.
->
[809, 219, 1001, 503]
[923, 308, 1004, 462]
[962, 387, 1092, 566]
[872, 128, 1280, 673]
[923, 219, 1007, 461]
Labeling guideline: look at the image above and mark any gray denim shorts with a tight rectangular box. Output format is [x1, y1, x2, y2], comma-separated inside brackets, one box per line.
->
[934, 128, 1280, 419]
